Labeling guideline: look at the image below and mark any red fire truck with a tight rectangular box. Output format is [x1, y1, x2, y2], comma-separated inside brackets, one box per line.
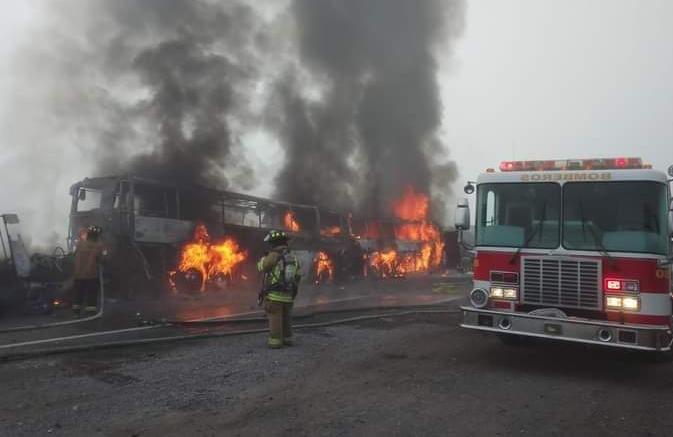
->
[456, 158, 673, 357]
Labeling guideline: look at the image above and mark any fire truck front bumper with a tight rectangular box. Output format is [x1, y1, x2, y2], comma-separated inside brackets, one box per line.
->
[461, 307, 673, 351]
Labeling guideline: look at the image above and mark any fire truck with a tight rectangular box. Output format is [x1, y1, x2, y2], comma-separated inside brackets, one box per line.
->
[456, 158, 673, 357]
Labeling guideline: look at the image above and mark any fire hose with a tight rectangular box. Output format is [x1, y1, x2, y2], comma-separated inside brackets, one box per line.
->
[0, 266, 105, 334]
[0, 305, 461, 362]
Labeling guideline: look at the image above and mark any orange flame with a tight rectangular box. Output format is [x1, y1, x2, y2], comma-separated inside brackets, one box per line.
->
[320, 226, 341, 237]
[393, 186, 430, 222]
[368, 187, 444, 277]
[170, 224, 247, 292]
[393, 187, 444, 274]
[315, 251, 334, 283]
[284, 211, 300, 232]
[369, 250, 399, 278]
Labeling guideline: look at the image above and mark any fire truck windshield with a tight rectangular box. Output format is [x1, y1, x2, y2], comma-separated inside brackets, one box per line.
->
[563, 181, 669, 255]
[476, 183, 561, 249]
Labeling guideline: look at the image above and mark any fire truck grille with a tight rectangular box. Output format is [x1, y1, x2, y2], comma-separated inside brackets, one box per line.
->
[521, 257, 601, 310]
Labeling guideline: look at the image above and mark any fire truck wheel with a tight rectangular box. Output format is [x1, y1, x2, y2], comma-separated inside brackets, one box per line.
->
[497, 333, 528, 346]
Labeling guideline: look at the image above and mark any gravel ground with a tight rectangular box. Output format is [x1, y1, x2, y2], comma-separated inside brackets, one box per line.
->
[2, 302, 673, 436]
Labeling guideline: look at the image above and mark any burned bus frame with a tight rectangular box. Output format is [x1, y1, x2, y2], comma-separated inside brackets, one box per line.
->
[68, 176, 353, 294]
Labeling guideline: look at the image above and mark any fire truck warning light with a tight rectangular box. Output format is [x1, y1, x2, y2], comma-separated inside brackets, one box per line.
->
[499, 158, 644, 172]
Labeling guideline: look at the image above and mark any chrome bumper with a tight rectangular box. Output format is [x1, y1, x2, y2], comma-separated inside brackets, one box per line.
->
[461, 306, 673, 351]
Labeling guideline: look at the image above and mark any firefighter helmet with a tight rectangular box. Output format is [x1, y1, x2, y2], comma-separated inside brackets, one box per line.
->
[264, 230, 288, 245]
[87, 225, 102, 240]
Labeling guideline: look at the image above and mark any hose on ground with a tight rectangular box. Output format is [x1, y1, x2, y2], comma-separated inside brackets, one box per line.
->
[0, 308, 461, 362]
[168, 301, 461, 325]
[0, 266, 105, 334]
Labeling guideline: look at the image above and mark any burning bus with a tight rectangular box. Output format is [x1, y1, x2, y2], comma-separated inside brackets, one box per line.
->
[353, 187, 446, 279]
[68, 175, 352, 294]
[458, 158, 673, 357]
[68, 176, 452, 295]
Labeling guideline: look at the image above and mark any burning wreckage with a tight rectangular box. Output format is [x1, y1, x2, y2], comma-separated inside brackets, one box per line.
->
[66, 176, 457, 297]
[0, 214, 72, 313]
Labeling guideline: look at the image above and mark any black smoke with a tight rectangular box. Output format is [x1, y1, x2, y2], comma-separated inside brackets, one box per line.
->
[100, 1, 266, 189]
[270, 0, 466, 221]
[3, 0, 465, 247]
[40, 0, 265, 190]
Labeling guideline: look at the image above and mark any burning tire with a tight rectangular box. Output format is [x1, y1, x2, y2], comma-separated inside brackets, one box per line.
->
[171, 269, 204, 294]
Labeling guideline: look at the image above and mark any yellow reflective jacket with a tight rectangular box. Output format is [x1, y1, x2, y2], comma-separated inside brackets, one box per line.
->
[257, 246, 301, 303]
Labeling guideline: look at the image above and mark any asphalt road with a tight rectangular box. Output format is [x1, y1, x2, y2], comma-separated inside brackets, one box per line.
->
[2, 298, 673, 436]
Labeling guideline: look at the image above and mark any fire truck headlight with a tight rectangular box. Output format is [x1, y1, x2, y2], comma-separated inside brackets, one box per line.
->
[605, 296, 623, 309]
[490, 287, 504, 298]
[622, 296, 640, 311]
[470, 288, 489, 308]
[605, 295, 640, 311]
[622, 281, 640, 293]
[490, 287, 518, 300]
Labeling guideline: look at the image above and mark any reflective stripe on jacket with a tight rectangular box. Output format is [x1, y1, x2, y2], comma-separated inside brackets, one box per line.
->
[257, 247, 300, 303]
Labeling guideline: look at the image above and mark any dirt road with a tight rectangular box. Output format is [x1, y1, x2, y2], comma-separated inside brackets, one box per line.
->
[2, 299, 673, 436]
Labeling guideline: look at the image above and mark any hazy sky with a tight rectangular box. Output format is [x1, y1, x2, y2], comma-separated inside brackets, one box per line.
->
[1, 0, 672, 245]
[442, 0, 673, 189]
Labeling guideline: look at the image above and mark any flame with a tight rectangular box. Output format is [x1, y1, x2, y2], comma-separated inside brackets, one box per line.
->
[393, 187, 444, 274]
[169, 224, 247, 292]
[368, 186, 444, 277]
[320, 226, 342, 237]
[284, 211, 300, 232]
[393, 186, 430, 222]
[369, 249, 399, 278]
[315, 251, 334, 284]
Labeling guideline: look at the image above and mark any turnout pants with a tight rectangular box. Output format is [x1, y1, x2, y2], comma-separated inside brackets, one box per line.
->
[264, 299, 293, 348]
[73, 278, 99, 312]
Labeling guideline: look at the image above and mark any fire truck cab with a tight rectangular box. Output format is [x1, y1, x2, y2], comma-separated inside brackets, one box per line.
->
[457, 158, 673, 355]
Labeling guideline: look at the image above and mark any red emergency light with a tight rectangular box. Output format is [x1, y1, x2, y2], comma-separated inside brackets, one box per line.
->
[604, 278, 640, 293]
[499, 158, 644, 172]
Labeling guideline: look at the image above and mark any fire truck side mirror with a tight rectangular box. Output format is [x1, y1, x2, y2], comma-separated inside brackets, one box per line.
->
[455, 199, 471, 231]
[668, 202, 673, 237]
[78, 189, 87, 201]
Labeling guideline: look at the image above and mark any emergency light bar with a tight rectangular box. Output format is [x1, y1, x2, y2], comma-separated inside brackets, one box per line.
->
[499, 158, 643, 172]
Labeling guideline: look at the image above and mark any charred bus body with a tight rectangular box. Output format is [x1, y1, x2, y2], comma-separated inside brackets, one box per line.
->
[68, 176, 360, 295]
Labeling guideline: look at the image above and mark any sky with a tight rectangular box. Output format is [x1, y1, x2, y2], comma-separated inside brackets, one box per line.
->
[442, 0, 673, 192]
[1, 0, 672, 246]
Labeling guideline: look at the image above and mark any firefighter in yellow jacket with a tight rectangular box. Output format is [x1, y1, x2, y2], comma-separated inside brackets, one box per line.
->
[257, 230, 301, 348]
[72, 225, 107, 316]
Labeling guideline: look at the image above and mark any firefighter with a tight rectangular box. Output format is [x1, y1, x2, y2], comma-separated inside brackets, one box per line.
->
[72, 225, 107, 315]
[257, 230, 301, 348]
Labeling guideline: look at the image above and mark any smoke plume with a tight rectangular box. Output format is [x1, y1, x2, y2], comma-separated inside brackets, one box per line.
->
[270, 0, 466, 221]
[1, 0, 272, 246]
[83, 0, 265, 189]
[1, 0, 464, 249]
